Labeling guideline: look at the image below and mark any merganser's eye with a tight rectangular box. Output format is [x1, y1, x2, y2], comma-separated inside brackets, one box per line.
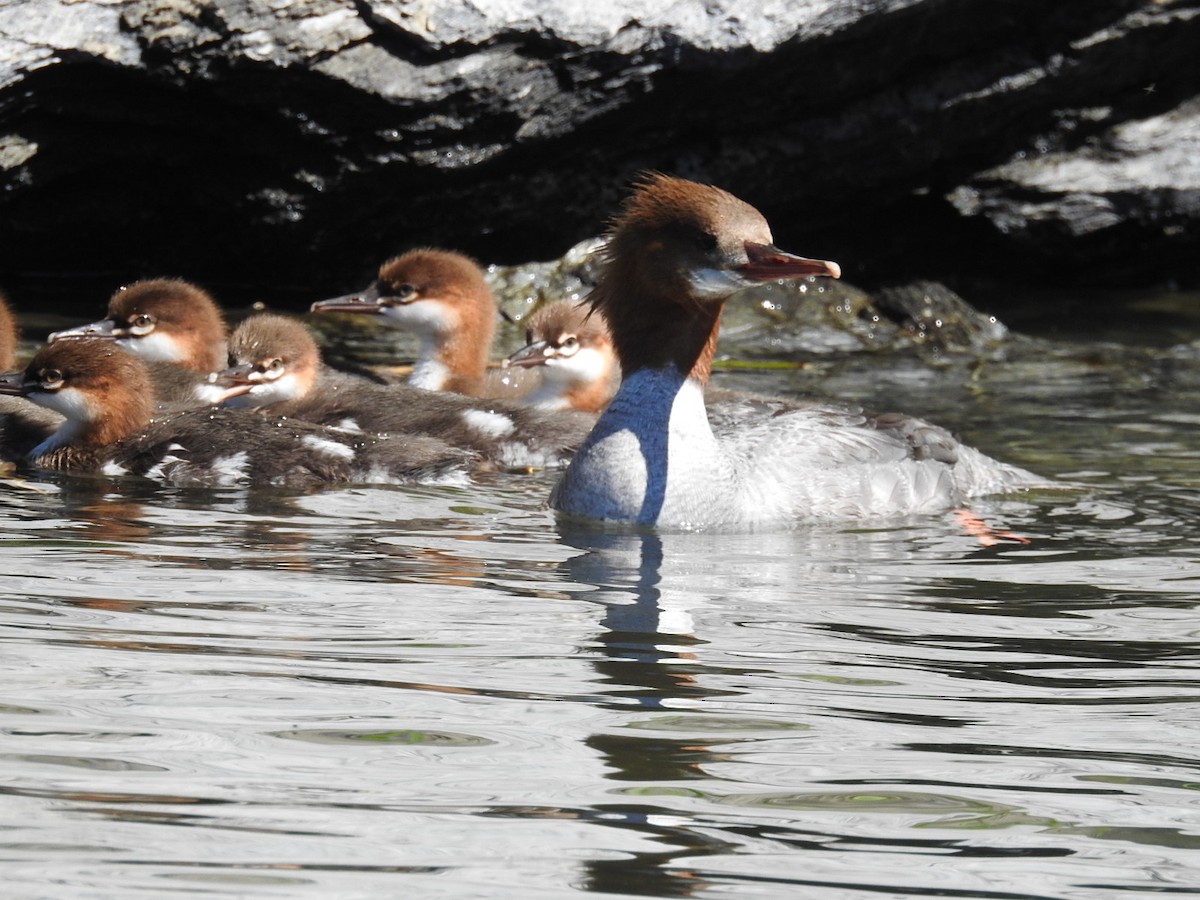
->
[559, 335, 579, 353]
[129, 314, 156, 336]
[393, 283, 417, 301]
[40, 368, 64, 390]
[696, 232, 719, 252]
[264, 359, 285, 378]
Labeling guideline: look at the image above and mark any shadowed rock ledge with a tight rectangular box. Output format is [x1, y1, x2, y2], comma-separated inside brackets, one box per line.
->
[0, 0, 1197, 314]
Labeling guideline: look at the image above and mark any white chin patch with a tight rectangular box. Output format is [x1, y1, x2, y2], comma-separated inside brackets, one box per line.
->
[117, 331, 184, 364]
[242, 375, 302, 407]
[380, 300, 454, 336]
[29, 386, 98, 424]
[543, 348, 610, 386]
[205, 374, 304, 408]
[687, 268, 753, 300]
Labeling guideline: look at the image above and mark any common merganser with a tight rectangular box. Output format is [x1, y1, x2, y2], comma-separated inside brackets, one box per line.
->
[209, 313, 327, 410]
[48, 279, 230, 407]
[311, 249, 498, 396]
[551, 174, 1043, 529]
[210, 313, 594, 469]
[0, 338, 473, 486]
[503, 301, 618, 413]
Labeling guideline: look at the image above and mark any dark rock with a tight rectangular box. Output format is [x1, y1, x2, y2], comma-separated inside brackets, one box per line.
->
[948, 97, 1200, 283]
[0, 0, 1197, 317]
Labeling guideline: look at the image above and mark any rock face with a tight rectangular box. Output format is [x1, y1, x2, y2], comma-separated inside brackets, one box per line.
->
[0, 0, 1197, 313]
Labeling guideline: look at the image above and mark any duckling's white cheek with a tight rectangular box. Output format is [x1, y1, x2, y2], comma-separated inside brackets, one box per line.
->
[117, 331, 183, 364]
[250, 374, 301, 405]
[380, 301, 454, 335]
[29, 386, 98, 423]
[549, 348, 610, 385]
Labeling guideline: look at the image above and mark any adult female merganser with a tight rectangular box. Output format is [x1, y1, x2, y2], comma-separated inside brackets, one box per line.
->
[311, 249, 497, 396]
[210, 313, 593, 469]
[0, 338, 473, 486]
[49, 279, 229, 406]
[503, 301, 619, 413]
[551, 174, 1042, 529]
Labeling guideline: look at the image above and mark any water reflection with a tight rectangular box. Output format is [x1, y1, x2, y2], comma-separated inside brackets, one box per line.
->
[555, 524, 979, 894]
[3, 303, 1200, 897]
[553, 527, 715, 896]
[546, 508, 1200, 895]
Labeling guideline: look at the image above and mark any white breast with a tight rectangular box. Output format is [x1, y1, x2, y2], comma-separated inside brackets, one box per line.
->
[552, 369, 735, 528]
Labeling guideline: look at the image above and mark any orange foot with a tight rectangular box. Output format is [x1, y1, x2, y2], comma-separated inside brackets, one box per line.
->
[953, 509, 1032, 547]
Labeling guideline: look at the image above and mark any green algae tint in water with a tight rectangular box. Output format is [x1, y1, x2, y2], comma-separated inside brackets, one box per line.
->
[1, 292, 1200, 898]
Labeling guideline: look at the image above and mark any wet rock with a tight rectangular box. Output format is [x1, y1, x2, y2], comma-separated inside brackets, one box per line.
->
[487, 236, 606, 335]
[949, 97, 1200, 282]
[0, 0, 1196, 315]
[871, 282, 1009, 352]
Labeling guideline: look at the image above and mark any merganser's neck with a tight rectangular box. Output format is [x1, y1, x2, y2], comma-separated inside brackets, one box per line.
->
[408, 336, 454, 392]
[589, 255, 723, 387]
[451, 324, 494, 394]
[41, 390, 150, 456]
[400, 306, 494, 394]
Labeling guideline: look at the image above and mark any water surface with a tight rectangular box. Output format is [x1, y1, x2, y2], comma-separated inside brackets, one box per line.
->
[2, 293, 1200, 898]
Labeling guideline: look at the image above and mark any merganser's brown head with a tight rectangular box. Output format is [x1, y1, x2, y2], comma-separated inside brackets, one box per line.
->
[504, 301, 617, 413]
[311, 249, 497, 394]
[0, 290, 17, 371]
[49, 278, 228, 375]
[207, 313, 321, 408]
[0, 338, 153, 452]
[588, 173, 840, 383]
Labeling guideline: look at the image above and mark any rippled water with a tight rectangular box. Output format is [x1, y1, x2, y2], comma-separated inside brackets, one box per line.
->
[3, 295, 1200, 898]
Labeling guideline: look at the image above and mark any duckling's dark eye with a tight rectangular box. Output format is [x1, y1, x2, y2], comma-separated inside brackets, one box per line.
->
[560, 335, 579, 350]
[695, 231, 719, 252]
[129, 314, 156, 335]
[378, 281, 417, 305]
[265, 358, 285, 376]
[40, 368, 64, 390]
